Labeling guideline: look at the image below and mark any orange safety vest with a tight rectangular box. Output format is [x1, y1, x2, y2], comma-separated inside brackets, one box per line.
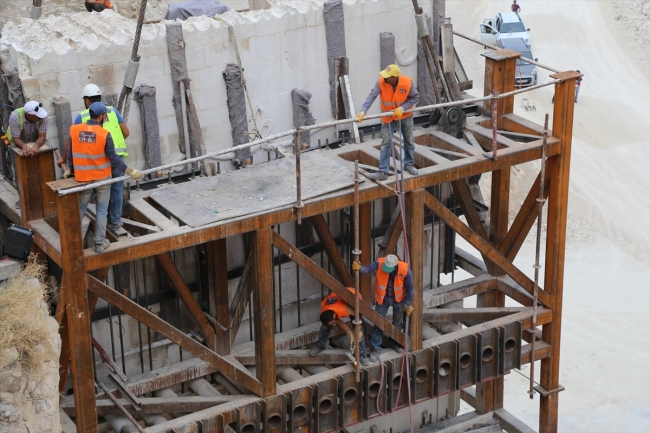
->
[374, 257, 409, 304]
[321, 287, 361, 319]
[70, 123, 111, 182]
[378, 76, 413, 124]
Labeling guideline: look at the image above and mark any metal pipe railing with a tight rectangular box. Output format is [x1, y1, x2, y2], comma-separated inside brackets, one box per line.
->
[57, 79, 559, 196]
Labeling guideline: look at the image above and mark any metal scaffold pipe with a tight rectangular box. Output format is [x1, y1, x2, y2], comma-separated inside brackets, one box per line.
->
[352, 160, 361, 382]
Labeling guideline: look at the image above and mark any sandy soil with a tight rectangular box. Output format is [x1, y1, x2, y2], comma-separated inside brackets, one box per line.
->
[449, 1, 650, 431]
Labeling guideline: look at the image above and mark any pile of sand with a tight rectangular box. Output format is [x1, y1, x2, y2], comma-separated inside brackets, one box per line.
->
[612, 0, 650, 75]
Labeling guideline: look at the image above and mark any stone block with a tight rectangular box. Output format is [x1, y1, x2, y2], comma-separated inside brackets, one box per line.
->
[20, 77, 40, 102]
[140, 54, 166, 80]
[0, 369, 25, 394]
[0, 259, 21, 282]
[185, 47, 206, 71]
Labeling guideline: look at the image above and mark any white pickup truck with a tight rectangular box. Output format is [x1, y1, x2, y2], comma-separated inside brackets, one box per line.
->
[479, 12, 531, 47]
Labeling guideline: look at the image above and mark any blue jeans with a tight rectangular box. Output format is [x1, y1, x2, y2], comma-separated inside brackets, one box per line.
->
[79, 180, 111, 245]
[316, 315, 367, 357]
[108, 167, 125, 226]
[370, 294, 405, 352]
[378, 116, 415, 173]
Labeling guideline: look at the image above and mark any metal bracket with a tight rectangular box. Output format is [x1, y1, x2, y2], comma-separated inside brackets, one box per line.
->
[534, 384, 566, 397]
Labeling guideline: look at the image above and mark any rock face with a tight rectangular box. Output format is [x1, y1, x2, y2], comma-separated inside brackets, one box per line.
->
[0, 281, 61, 433]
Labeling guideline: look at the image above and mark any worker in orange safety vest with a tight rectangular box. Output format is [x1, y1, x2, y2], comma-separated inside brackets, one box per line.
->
[355, 64, 420, 181]
[352, 254, 414, 363]
[309, 287, 369, 366]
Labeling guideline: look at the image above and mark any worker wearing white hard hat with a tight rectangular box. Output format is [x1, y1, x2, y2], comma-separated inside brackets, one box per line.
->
[59, 84, 130, 232]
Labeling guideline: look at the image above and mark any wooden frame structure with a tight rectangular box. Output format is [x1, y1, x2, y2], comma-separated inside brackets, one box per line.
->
[8, 51, 578, 432]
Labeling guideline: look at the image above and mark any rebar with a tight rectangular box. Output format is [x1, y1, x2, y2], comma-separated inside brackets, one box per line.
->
[352, 160, 361, 382]
[492, 89, 498, 160]
[529, 114, 549, 399]
[294, 131, 304, 224]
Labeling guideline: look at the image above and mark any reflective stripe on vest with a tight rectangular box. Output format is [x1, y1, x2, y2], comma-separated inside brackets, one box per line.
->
[321, 287, 361, 318]
[374, 258, 409, 304]
[378, 76, 413, 124]
[71, 124, 111, 182]
[80, 106, 127, 157]
[7, 108, 41, 146]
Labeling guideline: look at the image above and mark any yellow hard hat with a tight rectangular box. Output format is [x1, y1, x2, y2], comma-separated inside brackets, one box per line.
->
[380, 64, 401, 79]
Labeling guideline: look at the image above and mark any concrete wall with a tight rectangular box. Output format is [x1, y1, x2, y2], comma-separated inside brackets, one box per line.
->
[0, 0, 431, 173]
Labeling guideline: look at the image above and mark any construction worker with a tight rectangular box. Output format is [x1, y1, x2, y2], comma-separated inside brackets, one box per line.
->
[65, 102, 142, 253]
[6, 101, 49, 208]
[60, 84, 130, 232]
[84, 0, 115, 12]
[309, 287, 369, 366]
[355, 64, 419, 181]
[352, 254, 414, 363]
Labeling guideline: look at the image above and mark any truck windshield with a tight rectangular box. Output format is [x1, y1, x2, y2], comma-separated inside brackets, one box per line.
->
[516, 51, 533, 65]
[501, 22, 526, 33]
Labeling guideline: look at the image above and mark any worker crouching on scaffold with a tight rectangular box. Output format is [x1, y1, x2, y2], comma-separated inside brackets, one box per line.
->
[309, 287, 370, 366]
[352, 254, 414, 363]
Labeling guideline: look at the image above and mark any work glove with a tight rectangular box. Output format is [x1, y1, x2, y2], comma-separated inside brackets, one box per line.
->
[351, 261, 361, 271]
[347, 331, 356, 354]
[63, 169, 72, 179]
[355, 111, 365, 123]
[126, 166, 143, 180]
[394, 106, 404, 119]
[355, 328, 363, 343]
[404, 305, 414, 316]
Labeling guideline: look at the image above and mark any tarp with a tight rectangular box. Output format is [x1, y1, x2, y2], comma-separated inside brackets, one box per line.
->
[165, 0, 230, 21]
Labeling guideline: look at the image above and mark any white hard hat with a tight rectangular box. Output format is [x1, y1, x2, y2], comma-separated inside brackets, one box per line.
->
[82, 84, 102, 98]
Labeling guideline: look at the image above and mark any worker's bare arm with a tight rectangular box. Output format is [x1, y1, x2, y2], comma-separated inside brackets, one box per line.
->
[119, 122, 130, 139]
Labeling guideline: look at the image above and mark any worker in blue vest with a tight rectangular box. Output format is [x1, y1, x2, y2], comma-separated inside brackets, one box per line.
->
[60, 84, 130, 232]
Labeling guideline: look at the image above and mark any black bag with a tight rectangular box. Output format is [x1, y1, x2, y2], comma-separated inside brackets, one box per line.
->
[2, 224, 34, 262]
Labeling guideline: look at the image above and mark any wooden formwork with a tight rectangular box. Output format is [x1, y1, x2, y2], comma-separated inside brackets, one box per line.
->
[7, 51, 579, 432]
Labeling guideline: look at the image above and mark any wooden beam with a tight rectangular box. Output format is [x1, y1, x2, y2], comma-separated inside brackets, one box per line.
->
[310, 214, 354, 287]
[423, 274, 496, 308]
[233, 349, 350, 366]
[28, 218, 62, 266]
[422, 130, 481, 156]
[496, 276, 533, 307]
[156, 252, 217, 349]
[228, 249, 253, 347]
[539, 71, 580, 433]
[87, 274, 263, 396]
[500, 170, 551, 262]
[494, 408, 537, 433]
[62, 395, 245, 417]
[271, 229, 406, 346]
[56, 191, 97, 432]
[502, 113, 548, 136]
[250, 227, 277, 397]
[423, 191, 551, 308]
[422, 307, 525, 322]
[80, 138, 562, 272]
[455, 247, 487, 276]
[207, 239, 231, 354]
[406, 189, 425, 350]
[481, 49, 517, 128]
[12, 147, 44, 225]
[521, 340, 550, 365]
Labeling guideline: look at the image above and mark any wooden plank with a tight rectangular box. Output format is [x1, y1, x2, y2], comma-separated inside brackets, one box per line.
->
[62, 395, 245, 417]
[156, 252, 217, 348]
[496, 276, 533, 307]
[465, 124, 520, 149]
[310, 214, 354, 287]
[36, 150, 58, 221]
[56, 192, 97, 432]
[463, 130, 484, 151]
[423, 274, 496, 307]
[539, 71, 580, 433]
[494, 408, 537, 433]
[502, 113, 548, 136]
[423, 191, 551, 308]
[59, 408, 78, 433]
[129, 198, 176, 231]
[444, 71, 463, 102]
[233, 349, 350, 366]
[440, 24, 455, 74]
[497, 130, 542, 143]
[500, 170, 550, 262]
[455, 247, 488, 276]
[407, 189, 424, 350]
[426, 130, 481, 156]
[87, 274, 263, 396]
[250, 227, 276, 397]
[207, 239, 231, 354]
[121, 218, 161, 234]
[27, 218, 62, 266]
[422, 307, 525, 323]
[339, 75, 360, 143]
[228, 249, 252, 347]
[12, 147, 43, 225]
[82, 138, 562, 272]
[521, 341, 550, 365]
[453, 46, 470, 83]
[271, 230, 406, 346]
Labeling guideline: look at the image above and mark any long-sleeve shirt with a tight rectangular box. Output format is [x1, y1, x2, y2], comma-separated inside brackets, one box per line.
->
[67, 120, 127, 174]
[359, 260, 414, 305]
[360, 80, 419, 114]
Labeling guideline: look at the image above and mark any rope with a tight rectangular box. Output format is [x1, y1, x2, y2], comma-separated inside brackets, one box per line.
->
[117, 0, 148, 122]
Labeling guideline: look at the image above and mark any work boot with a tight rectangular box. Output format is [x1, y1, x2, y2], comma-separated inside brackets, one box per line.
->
[14, 201, 20, 209]
[95, 239, 110, 254]
[369, 350, 380, 363]
[405, 165, 419, 176]
[389, 340, 404, 354]
[107, 221, 123, 232]
[360, 355, 370, 367]
[309, 345, 326, 357]
[370, 171, 388, 181]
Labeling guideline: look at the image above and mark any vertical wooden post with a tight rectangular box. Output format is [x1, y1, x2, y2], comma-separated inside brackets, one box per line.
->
[250, 227, 276, 397]
[12, 147, 43, 225]
[482, 50, 518, 129]
[56, 191, 97, 432]
[539, 71, 579, 433]
[359, 202, 372, 300]
[208, 238, 231, 354]
[406, 190, 424, 350]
